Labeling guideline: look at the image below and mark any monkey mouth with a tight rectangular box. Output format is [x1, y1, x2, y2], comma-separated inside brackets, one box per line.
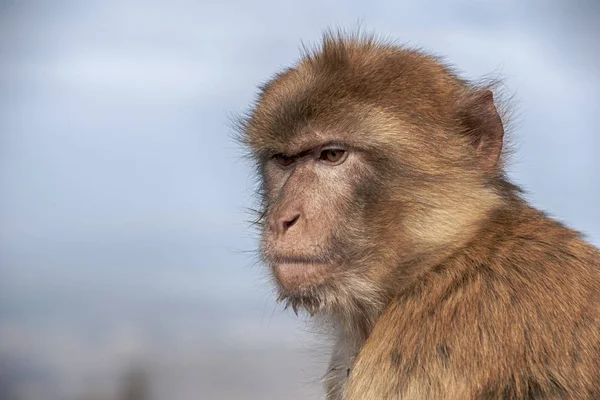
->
[270, 255, 330, 265]
[268, 255, 337, 293]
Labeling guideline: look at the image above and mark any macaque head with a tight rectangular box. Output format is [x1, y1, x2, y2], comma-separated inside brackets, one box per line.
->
[240, 34, 507, 319]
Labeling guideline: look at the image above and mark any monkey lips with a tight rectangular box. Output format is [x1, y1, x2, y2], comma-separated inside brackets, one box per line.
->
[269, 256, 338, 293]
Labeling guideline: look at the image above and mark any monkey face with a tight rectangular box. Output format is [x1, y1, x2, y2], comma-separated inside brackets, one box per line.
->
[260, 140, 371, 294]
[254, 127, 405, 318]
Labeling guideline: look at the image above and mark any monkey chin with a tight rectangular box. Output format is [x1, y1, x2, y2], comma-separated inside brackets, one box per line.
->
[273, 261, 334, 291]
[271, 261, 337, 315]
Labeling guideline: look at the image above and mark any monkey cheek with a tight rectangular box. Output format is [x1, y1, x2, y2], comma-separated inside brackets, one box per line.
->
[273, 262, 332, 292]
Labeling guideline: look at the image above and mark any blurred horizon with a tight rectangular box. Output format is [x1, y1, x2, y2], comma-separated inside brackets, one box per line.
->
[0, 1, 598, 399]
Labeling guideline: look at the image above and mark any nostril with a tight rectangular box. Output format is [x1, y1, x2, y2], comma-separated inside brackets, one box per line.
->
[282, 214, 300, 232]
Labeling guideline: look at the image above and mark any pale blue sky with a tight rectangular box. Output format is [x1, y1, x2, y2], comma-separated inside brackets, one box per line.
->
[0, 1, 598, 399]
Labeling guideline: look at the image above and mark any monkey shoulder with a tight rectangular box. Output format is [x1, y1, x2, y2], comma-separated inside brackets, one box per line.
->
[345, 220, 600, 399]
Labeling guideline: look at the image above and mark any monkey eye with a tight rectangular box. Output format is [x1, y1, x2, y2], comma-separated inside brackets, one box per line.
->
[319, 148, 347, 165]
[273, 153, 295, 167]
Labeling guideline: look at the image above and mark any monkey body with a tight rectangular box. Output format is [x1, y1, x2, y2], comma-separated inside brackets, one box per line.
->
[240, 33, 600, 399]
[334, 204, 600, 399]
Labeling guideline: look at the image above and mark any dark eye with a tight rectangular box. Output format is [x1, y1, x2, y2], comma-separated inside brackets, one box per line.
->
[273, 153, 294, 167]
[319, 149, 347, 164]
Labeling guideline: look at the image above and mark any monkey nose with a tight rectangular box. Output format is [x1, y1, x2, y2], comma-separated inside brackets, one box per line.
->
[282, 213, 300, 232]
[272, 212, 301, 235]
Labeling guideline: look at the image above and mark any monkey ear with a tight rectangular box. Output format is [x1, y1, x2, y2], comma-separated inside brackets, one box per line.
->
[457, 89, 504, 170]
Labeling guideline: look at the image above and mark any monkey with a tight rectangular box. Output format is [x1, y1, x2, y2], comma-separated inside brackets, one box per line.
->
[238, 32, 600, 399]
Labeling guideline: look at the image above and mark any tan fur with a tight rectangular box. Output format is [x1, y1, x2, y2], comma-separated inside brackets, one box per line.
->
[239, 32, 600, 399]
[345, 205, 600, 399]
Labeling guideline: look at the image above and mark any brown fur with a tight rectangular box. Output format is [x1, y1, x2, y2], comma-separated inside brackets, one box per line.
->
[239, 32, 600, 399]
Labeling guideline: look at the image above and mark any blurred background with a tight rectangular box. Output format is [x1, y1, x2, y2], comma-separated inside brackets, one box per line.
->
[0, 0, 598, 399]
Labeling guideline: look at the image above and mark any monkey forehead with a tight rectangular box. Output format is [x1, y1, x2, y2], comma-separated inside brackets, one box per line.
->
[243, 36, 463, 154]
[248, 101, 412, 157]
